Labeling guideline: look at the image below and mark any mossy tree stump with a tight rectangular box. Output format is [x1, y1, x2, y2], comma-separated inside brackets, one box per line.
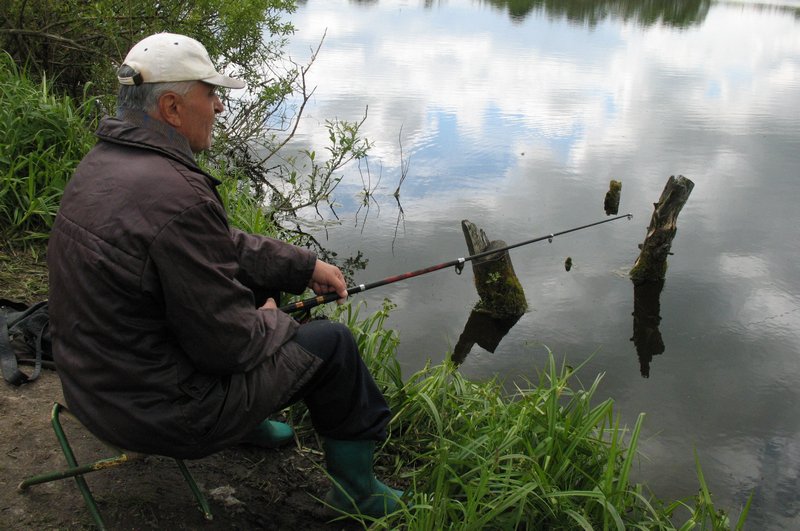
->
[461, 220, 528, 318]
[604, 179, 622, 215]
[629, 175, 694, 285]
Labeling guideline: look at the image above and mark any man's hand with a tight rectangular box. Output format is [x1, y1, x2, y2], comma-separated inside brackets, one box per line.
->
[309, 259, 348, 304]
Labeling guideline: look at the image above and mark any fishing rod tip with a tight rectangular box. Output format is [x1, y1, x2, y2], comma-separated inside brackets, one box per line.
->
[626, 213, 633, 220]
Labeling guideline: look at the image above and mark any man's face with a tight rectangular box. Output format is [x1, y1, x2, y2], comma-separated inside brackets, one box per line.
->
[174, 82, 224, 153]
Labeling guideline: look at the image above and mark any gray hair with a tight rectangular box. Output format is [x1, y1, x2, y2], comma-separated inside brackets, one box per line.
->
[116, 65, 196, 113]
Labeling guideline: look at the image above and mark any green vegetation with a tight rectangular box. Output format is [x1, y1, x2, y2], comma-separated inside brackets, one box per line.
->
[0, 1, 750, 528]
[2, 0, 370, 235]
[1, 0, 296, 99]
[0, 54, 96, 242]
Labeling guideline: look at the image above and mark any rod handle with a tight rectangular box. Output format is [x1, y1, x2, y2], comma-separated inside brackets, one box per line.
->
[279, 292, 339, 313]
[280, 283, 367, 313]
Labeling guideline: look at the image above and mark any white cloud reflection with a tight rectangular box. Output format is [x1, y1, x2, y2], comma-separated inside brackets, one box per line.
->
[288, 0, 799, 189]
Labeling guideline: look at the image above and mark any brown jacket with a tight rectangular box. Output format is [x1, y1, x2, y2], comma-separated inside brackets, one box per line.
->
[47, 113, 322, 458]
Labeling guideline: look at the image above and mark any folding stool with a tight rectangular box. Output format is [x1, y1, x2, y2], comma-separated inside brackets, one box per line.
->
[17, 402, 213, 530]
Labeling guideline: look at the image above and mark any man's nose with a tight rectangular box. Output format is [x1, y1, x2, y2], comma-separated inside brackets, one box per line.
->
[214, 95, 224, 114]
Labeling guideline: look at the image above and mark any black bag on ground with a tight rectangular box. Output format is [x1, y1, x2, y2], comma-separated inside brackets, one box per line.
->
[0, 299, 52, 386]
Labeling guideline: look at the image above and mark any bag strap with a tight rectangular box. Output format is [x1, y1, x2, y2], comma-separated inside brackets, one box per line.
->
[0, 301, 47, 386]
[17, 323, 54, 369]
[5, 300, 47, 329]
[0, 313, 33, 386]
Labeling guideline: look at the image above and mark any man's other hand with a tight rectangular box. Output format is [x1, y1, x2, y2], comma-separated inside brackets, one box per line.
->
[309, 260, 348, 304]
[259, 298, 278, 310]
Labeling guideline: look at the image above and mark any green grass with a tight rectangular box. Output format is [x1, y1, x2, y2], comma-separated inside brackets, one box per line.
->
[331, 300, 751, 530]
[213, 164, 280, 237]
[0, 53, 96, 243]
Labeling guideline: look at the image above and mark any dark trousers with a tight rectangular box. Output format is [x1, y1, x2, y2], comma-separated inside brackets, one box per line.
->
[281, 319, 391, 441]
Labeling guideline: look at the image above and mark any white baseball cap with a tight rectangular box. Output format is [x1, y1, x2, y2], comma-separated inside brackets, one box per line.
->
[118, 33, 245, 89]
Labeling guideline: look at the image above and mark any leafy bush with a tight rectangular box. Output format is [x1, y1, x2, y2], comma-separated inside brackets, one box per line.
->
[0, 54, 96, 242]
[2, 0, 370, 231]
[0, 0, 296, 100]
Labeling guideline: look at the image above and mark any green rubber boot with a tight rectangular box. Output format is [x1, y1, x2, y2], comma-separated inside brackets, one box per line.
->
[322, 438, 403, 518]
[241, 420, 295, 448]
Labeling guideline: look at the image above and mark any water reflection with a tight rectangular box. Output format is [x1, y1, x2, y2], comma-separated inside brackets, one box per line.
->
[485, 0, 711, 27]
[630, 279, 665, 378]
[340, 0, 714, 26]
[451, 310, 522, 366]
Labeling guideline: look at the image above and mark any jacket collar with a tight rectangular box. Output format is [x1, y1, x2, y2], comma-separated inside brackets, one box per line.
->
[95, 109, 221, 185]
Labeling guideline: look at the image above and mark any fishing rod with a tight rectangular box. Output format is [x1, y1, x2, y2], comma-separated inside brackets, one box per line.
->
[280, 213, 633, 313]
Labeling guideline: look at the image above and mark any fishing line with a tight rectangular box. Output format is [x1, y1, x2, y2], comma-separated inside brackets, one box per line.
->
[280, 213, 633, 313]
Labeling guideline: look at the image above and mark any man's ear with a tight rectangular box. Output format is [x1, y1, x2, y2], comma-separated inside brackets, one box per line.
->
[156, 92, 183, 128]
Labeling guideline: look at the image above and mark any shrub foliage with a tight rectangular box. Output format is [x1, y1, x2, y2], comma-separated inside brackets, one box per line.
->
[0, 54, 96, 241]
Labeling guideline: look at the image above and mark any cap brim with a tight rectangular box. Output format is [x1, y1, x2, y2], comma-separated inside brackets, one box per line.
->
[203, 74, 246, 89]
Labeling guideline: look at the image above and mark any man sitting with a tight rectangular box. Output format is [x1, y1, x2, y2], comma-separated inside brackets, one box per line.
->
[47, 32, 402, 518]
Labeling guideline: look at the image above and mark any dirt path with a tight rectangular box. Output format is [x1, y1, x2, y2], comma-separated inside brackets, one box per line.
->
[0, 370, 360, 530]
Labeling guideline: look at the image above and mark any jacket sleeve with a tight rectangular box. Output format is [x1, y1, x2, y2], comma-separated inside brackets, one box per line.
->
[148, 200, 301, 374]
[230, 227, 317, 295]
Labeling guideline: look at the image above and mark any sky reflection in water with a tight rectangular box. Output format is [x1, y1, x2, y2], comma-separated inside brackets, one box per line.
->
[284, 1, 800, 527]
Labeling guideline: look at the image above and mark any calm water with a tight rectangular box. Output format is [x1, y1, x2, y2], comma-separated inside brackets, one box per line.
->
[282, 0, 800, 527]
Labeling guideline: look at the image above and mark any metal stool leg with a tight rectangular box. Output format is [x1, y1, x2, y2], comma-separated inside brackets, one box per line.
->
[18, 403, 115, 529]
[18, 402, 213, 527]
[175, 459, 213, 520]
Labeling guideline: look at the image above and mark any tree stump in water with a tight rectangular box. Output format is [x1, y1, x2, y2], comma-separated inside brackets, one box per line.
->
[604, 179, 622, 215]
[629, 175, 694, 285]
[461, 220, 528, 318]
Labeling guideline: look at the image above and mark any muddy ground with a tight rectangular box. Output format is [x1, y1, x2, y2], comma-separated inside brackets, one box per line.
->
[0, 370, 369, 530]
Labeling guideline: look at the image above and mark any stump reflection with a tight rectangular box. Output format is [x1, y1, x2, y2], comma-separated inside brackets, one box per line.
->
[630, 279, 665, 378]
[451, 310, 522, 366]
